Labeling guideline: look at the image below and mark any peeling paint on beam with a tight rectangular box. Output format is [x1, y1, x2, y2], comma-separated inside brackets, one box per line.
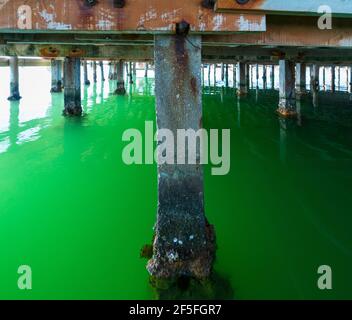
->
[216, 0, 352, 17]
[0, 0, 266, 33]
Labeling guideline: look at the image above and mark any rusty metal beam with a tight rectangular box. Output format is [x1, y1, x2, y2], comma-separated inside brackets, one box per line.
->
[0, 0, 266, 33]
[216, 0, 352, 17]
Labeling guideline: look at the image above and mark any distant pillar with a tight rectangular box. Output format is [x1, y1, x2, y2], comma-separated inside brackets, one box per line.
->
[63, 57, 82, 116]
[213, 64, 217, 85]
[132, 63, 137, 77]
[262, 65, 267, 89]
[337, 66, 341, 90]
[144, 63, 149, 78]
[83, 60, 90, 85]
[277, 59, 296, 117]
[129, 62, 134, 84]
[331, 66, 336, 92]
[225, 64, 229, 87]
[208, 64, 211, 86]
[295, 63, 306, 96]
[233, 63, 237, 88]
[255, 64, 259, 87]
[8, 56, 21, 101]
[50, 59, 63, 93]
[148, 34, 215, 280]
[221, 63, 225, 81]
[270, 65, 275, 89]
[237, 62, 248, 96]
[114, 60, 126, 95]
[245, 64, 250, 88]
[93, 61, 97, 83]
[322, 66, 326, 90]
[310, 64, 319, 92]
[349, 66, 352, 93]
[100, 61, 105, 81]
[108, 62, 113, 80]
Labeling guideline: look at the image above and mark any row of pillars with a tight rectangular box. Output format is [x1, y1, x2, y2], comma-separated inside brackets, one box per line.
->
[7, 56, 152, 116]
[202, 62, 352, 116]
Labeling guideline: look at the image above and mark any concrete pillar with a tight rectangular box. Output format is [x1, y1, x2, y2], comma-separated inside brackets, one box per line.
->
[277, 59, 296, 117]
[349, 66, 352, 93]
[132, 62, 137, 77]
[245, 64, 250, 89]
[233, 63, 237, 88]
[93, 61, 97, 83]
[221, 63, 225, 81]
[213, 64, 217, 85]
[237, 62, 248, 96]
[144, 63, 149, 78]
[337, 66, 341, 90]
[225, 64, 229, 87]
[208, 64, 211, 86]
[255, 64, 259, 87]
[114, 60, 126, 95]
[50, 59, 63, 93]
[148, 34, 215, 280]
[322, 66, 326, 90]
[8, 56, 21, 101]
[63, 57, 82, 116]
[108, 62, 113, 80]
[129, 62, 134, 84]
[295, 63, 306, 96]
[83, 60, 90, 85]
[310, 65, 319, 92]
[331, 66, 336, 92]
[271, 65, 275, 89]
[262, 65, 267, 89]
[100, 61, 105, 81]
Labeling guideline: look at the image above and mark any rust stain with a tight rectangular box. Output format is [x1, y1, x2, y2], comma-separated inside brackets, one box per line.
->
[0, 0, 265, 32]
[216, 0, 266, 11]
[39, 46, 60, 58]
[190, 77, 197, 95]
[68, 48, 85, 57]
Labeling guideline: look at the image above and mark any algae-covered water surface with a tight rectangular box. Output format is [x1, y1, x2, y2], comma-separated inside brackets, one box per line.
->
[0, 67, 352, 299]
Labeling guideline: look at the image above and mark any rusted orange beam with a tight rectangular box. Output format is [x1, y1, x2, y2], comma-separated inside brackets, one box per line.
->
[0, 0, 266, 33]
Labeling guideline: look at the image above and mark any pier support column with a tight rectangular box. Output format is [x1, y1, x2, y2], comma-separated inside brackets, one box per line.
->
[277, 60, 296, 117]
[108, 62, 113, 80]
[331, 66, 336, 92]
[310, 64, 319, 93]
[83, 60, 90, 85]
[237, 62, 248, 96]
[129, 62, 134, 84]
[233, 63, 237, 88]
[145, 63, 149, 78]
[50, 59, 63, 93]
[114, 60, 126, 95]
[262, 65, 267, 89]
[63, 57, 82, 116]
[295, 63, 306, 97]
[8, 56, 21, 101]
[93, 61, 97, 83]
[148, 34, 215, 280]
[271, 65, 275, 89]
[349, 66, 352, 93]
[100, 61, 105, 81]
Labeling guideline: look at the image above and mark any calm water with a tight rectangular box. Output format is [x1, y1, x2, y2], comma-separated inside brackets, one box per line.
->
[0, 66, 352, 299]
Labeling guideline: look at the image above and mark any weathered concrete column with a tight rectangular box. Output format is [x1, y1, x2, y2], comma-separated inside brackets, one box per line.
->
[277, 59, 296, 117]
[148, 34, 215, 280]
[99, 61, 105, 81]
[262, 65, 267, 89]
[310, 64, 320, 93]
[271, 65, 275, 89]
[63, 57, 82, 116]
[255, 64, 259, 87]
[114, 60, 126, 95]
[221, 63, 225, 81]
[108, 62, 113, 80]
[331, 66, 336, 92]
[83, 60, 90, 85]
[93, 61, 97, 83]
[322, 66, 326, 89]
[8, 56, 21, 101]
[50, 59, 63, 93]
[233, 63, 237, 88]
[207, 64, 211, 86]
[349, 66, 352, 93]
[295, 63, 306, 96]
[225, 64, 229, 87]
[337, 66, 341, 90]
[129, 62, 134, 84]
[144, 63, 149, 77]
[237, 62, 248, 96]
[245, 64, 250, 88]
[213, 64, 217, 85]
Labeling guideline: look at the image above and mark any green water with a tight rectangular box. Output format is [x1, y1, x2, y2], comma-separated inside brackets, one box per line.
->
[0, 67, 352, 299]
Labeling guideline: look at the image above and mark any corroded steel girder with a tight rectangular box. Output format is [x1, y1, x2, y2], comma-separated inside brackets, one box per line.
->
[216, 0, 352, 17]
[0, 0, 265, 33]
